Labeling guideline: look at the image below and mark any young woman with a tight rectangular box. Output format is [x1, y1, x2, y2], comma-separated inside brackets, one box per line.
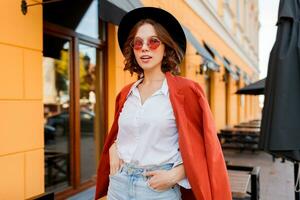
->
[95, 7, 231, 200]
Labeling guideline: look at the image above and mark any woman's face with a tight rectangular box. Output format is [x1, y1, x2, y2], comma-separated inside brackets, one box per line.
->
[132, 23, 165, 72]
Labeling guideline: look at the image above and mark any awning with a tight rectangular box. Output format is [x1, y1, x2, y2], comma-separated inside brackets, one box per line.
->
[235, 66, 254, 84]
[235, 78, 265, 95]
[223, 57, 239, 80]
[44, 0, 93, 30]
[182, 27, 219, 71]
[204, 43, 239, 80]
[235, 65, 243, 77]
[99, 0, 143, 25]
[43, 0, 94, 59]
[242, 72, 251, 85]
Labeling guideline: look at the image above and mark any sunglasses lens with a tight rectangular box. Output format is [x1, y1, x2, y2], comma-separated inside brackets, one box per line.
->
[148, 38, 161, 50]
[132, 39, 143, 50]
[131, 37, 161, 50]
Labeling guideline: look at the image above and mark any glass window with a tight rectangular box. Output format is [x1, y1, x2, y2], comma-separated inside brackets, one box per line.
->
[236, 0, 240, 22]
[43, 34, 71, 192]
[209, 0, 218, 11]
[79, 44, 100, 183]
[76, 0, 99, 38]
[223, 9, 232, 31]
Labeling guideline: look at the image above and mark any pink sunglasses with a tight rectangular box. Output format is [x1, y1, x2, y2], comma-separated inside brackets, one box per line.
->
[130, 36, 161, 50]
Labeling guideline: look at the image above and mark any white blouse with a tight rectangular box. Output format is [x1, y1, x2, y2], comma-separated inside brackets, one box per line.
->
[116, 77, 191, 188]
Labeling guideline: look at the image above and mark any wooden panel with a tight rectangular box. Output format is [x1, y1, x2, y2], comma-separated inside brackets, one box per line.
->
[228, 170, 251, 198]
[0, 153, 24, 199]
[24, 50, 43, 99]
[0, 101, 43, 155]
[25, 149, 44, 199]
[22, 2, 42, 50]
[0, 0, 25, 47]
[0, 44, 23, 99]
[0, 0, 42, 50]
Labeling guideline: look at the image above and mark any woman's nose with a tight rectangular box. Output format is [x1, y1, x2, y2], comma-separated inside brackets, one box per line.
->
[141, 42, 149, 52]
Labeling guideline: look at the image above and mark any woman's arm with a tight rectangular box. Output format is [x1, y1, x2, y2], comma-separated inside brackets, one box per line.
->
[109, 141, 124, 175]
[168, 164, 185, 183]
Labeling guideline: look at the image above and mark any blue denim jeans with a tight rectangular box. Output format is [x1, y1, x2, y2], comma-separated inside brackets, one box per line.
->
[107, 162, 182, 200]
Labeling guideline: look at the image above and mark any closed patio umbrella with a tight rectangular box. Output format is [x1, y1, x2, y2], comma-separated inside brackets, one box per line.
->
[259, 0, 300, 199]
[235, 78, 265, 95]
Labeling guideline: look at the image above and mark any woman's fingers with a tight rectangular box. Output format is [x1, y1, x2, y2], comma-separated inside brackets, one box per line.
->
[119, 159, 124, 166]
[109, 162, 118, 175]
[110, 159, 124, 175]
[145, 170, 158, 177]
[110, 165, 119, 175]
[109, 143, 121, 175]
[146, 170, 174, 191]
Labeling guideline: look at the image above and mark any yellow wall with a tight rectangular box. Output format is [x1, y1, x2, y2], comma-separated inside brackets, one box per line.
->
[213, 68, 227, 130]
[107, 24, 138, 129]
[0, 1, 44, 199]
[228, 76, 239, 125]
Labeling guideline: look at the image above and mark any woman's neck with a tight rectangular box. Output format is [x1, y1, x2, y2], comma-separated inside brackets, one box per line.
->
[142, 69, 165, 85]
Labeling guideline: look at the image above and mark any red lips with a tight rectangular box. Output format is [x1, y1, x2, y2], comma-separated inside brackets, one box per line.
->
[140, 55, 152, 59]
[140, 55, 152, 63]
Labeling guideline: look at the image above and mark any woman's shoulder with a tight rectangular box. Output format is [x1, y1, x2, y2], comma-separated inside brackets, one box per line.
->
[174, 75, 205, 96]
[174, 75, 198, 86]
[117, 81, 136, 96]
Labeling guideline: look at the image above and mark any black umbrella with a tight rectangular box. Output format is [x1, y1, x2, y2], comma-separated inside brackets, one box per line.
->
[259, 0, 300, 199]
[235, 78, 265, 95]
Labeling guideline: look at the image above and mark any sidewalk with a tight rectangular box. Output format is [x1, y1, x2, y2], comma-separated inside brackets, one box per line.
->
[224, 149, 294, 200]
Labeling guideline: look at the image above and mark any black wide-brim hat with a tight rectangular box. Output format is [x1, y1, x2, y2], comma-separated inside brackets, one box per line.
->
[118, 7, 186, 55]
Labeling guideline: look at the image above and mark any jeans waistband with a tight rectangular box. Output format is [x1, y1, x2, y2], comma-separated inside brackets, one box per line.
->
[120, 162, 174, 176]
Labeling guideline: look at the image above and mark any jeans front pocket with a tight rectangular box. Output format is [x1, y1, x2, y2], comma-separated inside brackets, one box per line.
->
[109, 164, 124, 178]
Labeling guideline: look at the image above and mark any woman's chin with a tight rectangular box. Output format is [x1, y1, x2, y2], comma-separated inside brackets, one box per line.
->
[139, 63, 161, 71]
[139, 65, 156, 71]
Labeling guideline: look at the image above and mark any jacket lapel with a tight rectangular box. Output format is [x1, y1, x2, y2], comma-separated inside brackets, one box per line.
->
[165, 72, 188, 134]
[118, 83, 134, 113]
[102, 82, 134, 153]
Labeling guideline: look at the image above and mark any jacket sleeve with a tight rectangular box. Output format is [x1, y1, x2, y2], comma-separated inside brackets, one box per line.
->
[102, 91, 122, 153]
[193, 82, 232, 200]
[94, 91, 122, 200]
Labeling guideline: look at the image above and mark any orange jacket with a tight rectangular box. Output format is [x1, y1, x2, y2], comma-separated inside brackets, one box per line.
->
[94, 71, 232, 200]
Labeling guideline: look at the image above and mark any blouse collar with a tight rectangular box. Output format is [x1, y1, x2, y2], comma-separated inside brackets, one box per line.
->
[126, 77, 168, 98]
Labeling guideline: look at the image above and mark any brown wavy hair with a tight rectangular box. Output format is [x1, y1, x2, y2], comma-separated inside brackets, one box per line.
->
[122, 19, 184, 78]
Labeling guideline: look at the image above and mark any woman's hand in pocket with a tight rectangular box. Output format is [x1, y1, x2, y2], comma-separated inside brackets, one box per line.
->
[109, 142, 124, 176]
[145, 164, 185, 191]
[145, 170, 176, 191]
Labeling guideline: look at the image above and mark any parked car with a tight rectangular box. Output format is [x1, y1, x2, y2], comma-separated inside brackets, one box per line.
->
[44, 124, 56, 144]
[46, 111, 94, 136]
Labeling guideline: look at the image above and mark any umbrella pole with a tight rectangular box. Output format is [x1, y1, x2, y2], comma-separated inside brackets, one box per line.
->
[295, 162, 300, 200]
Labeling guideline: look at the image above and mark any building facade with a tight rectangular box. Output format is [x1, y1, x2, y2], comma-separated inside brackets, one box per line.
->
[0, 0, 260, 199]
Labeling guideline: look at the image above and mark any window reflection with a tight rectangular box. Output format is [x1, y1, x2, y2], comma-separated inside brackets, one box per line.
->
[43, 35, 71, 192]
[79, 44, 98, 183]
